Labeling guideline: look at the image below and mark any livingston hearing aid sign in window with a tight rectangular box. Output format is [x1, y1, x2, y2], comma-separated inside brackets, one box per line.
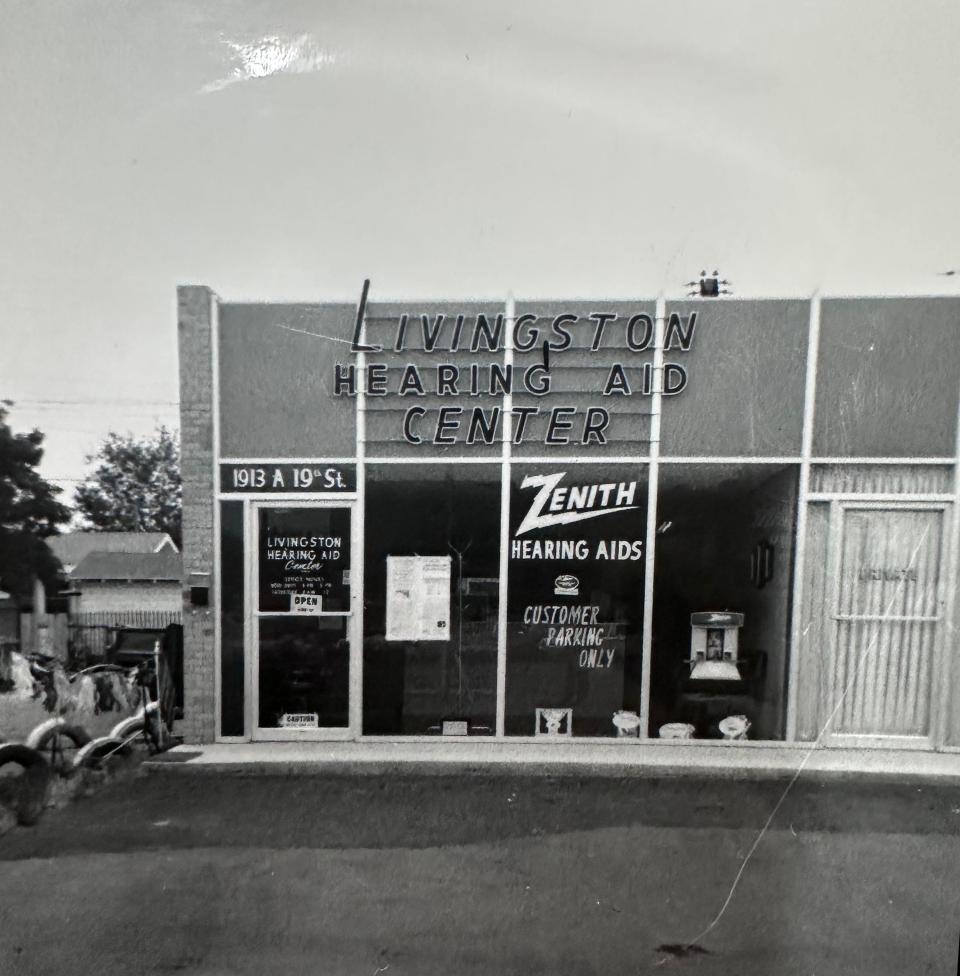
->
[258, 507, 352, 614]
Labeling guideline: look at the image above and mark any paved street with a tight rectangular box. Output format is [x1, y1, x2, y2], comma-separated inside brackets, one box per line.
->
[1, 769, 958, 975]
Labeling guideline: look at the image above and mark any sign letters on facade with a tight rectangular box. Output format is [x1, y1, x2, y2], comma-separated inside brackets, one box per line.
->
[332, 310, 698, 446]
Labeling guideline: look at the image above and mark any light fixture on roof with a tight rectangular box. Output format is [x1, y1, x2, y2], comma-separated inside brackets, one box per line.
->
[685, 270, 733, 297]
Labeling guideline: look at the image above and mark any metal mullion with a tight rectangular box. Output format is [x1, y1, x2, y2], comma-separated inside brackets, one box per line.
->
[255, 610, 341, 615]
[658, 456, 800, 465]
[810, 457, 955, 465]
[638, 296, 665, 738]
[250, 500, 261, 739]
[351, 294, 367, 742]
[835, 500, 947, 512]
[786, 294, 820, 741]
[807, 493, 954, 503]
[241, 497, 252, 741]
[496, 294, 513, 739]
[822, 501, 845, 738]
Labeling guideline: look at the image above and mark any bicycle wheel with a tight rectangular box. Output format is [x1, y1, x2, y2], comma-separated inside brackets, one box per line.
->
[73, 736, 129, 773]
[0, 744, 53, 826]
[109, 703, 168, 755]
[142, 706, 171, 754]
[108, 715, 147, 751]
[27, 721, 92, 777]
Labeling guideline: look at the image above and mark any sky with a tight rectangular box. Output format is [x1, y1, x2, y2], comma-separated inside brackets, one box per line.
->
[2, 0, 959, 496]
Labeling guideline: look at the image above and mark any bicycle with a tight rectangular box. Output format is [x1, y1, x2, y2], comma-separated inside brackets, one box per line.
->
[24, 655, 131, 775]
[71, 641, 175, 775]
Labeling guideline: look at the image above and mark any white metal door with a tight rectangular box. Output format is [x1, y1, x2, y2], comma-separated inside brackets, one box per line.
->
[823, 502, 948, 748]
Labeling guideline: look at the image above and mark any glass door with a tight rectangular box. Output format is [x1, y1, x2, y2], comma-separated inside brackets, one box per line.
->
[253, 502, 354, 740]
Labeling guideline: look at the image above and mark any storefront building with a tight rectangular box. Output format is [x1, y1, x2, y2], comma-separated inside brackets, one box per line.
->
[177, 286, 960, 752]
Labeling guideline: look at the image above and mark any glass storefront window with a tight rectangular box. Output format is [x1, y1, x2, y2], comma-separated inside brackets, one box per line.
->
[649, 463, 798, 740]
[505, 463, 648, 736]
[362, 464, 501, 734]
[220, 501, 245, 736]
[232, 460, 802, 741]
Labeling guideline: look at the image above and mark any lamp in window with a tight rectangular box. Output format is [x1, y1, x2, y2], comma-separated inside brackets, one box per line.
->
[749, 540, 774, 590]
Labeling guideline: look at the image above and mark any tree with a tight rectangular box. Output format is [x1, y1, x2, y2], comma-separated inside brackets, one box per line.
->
[74, 426, 182, 547]
[0, 401, 71, 600]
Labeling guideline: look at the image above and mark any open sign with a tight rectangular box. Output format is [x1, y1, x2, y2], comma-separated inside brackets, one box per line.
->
[291, 593, 323, 614]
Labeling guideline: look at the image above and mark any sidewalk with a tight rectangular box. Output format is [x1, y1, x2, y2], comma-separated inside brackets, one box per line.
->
[145, 739, 960, 783]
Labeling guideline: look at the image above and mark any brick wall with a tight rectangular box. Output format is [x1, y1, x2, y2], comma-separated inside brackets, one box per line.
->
[178, 286, 217, 743]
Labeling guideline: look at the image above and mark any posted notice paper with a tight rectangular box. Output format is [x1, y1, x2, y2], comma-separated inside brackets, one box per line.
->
[386, 555, 452, 641]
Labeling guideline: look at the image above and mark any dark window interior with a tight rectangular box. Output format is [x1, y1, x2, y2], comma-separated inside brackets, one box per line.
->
[649, 464, 798, 740]
[220, 501, 245, 736]
[258, 616, 349, 728]
[362, 465, 500, 735]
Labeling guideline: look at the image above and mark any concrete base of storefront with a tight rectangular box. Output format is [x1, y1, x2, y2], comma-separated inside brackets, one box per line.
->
[145, 740, 960, 783]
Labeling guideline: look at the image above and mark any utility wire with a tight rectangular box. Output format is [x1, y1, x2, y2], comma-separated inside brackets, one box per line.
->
[5, 397, 179, 406]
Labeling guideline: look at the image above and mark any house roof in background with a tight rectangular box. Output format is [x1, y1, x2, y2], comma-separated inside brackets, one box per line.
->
[48, 532, 178, 572]
[70, 549, 183, 582]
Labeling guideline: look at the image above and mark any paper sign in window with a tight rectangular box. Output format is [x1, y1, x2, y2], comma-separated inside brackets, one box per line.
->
[386, 556, 451, 641]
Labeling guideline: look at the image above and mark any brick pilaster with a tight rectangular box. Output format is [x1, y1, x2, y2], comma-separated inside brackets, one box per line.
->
[177, 285, 217, 744]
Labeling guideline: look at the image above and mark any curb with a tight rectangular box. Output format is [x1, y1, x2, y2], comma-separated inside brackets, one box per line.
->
[142, 755, 960, 786]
